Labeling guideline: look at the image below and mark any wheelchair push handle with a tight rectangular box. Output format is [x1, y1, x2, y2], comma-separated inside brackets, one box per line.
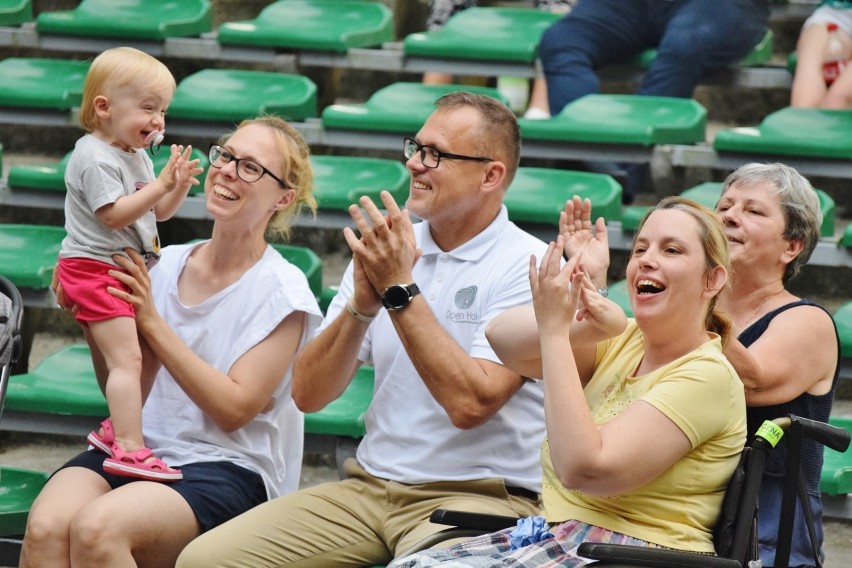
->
[786, 415, 851, 453]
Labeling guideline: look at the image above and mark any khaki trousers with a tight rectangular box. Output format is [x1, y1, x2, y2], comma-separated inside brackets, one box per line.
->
[176, 458, 540, 568]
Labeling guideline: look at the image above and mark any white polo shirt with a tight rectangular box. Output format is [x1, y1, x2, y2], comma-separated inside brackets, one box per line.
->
[320, 206, 548, 492]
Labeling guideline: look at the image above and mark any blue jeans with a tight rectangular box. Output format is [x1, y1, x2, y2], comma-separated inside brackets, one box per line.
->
[539, 0, 770, 114]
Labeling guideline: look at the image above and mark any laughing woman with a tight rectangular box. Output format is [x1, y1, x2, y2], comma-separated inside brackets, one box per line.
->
[21, 116, 321, 568]
[391, 197, 746, 567]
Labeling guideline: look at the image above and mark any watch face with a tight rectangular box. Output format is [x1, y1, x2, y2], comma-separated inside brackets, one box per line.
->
[383, 285, 409, 309]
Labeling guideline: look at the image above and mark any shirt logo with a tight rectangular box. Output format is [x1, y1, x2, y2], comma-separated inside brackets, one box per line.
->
[454, 285, 477, 309]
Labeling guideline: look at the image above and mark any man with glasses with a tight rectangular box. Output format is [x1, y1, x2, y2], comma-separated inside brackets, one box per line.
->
[176, 91, 550, 568]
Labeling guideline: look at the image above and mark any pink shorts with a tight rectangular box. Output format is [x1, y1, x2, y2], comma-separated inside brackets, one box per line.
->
[57, 257, 134, 323]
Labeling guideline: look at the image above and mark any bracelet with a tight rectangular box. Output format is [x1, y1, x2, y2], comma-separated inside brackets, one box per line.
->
[346, 298, 376, 322]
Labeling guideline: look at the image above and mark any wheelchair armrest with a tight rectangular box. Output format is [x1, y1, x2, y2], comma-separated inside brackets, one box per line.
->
[429, 509, 519, 533]
[576, 543, 742, 568]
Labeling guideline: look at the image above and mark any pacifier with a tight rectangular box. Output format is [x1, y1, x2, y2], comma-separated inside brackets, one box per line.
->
[145, 130, 165, 155]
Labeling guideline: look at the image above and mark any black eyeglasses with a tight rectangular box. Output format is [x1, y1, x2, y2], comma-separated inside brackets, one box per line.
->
[208, 144, 291, 189]
[403, 138, 493, 169]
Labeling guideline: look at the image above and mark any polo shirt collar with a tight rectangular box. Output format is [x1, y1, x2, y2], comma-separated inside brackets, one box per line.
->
[418, 205, 510, 261]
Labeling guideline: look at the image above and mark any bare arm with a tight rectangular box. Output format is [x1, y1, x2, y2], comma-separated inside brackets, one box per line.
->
[533, 240, 690, 496]
[109, 250, 306, 432]
[94, 145, 201, 228]
[487, 242, 626, 383]
[725, 305, 837, 407]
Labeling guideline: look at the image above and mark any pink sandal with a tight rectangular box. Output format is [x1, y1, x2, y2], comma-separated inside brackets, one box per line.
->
[103, 443, 183, 482]
[87, 418, 115, 456]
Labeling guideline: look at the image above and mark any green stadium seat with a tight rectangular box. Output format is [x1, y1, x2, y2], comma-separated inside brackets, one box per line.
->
[0, 224, 65, 290]
[0, 0, 31, 26]
[8, 147, 210, 196]
[607, 279, 633, 317]
[505, 167, 622, 227]
[318, 285, 339, 315]
[321, 82, 508, 134]
[403, 7, 561, 64]
[520, 94, 707, 146]
[218, 0, 393, 52]
[5, 343, 106, 420]
[0, 467, 49, 538]
[835, 302, 852, 361]
[0, 58, 89, 111]
[168, 69, 317, 124]
[823, 416, 852, 495]
[620, 205, 650, 232]
[304, 364, 373, 476]
[311, 155, 409, 212]
[843, 225, 852, 249]
[679, 181, 835, 238]
[270, 243, 323, 298]
[36, 0, 211, 41]
[713, 107, 852, 159]
[633, 30, 774, 69]
[304, 365, 372, 439]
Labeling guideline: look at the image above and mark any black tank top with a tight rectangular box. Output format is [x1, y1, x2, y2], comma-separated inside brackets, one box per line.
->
[739, 299, 840, 490]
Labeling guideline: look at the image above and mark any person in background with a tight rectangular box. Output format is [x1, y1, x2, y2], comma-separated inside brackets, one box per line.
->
[176, 91, 549, 568]
[423, 0, 575, 119]
[538, 0, 769, 202]
[20, 116, 321, 567]
[393, 196, 745, 566]
[791, 1, 852, 108]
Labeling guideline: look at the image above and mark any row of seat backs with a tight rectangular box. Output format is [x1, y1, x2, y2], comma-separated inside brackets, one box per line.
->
[2, 2, 772, 66]
[5, 53, 851, 165]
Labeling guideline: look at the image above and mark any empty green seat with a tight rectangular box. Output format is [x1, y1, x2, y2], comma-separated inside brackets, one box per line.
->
[303, 365, 373, 439]
[5, 343, 106, 418]
[0, 58, 89, 111]
[0, 467, 49, 537]
[505, 167, 622, 227]
[270, 243, 323, 298]
[0, 0, 32, 26]
[680, 182, 835, 238]
[713, 107, 852, 159]
[311, 155, 409, 212]
[823, 416, 852, 495]
[520, 94, 706, 146]
[403, 7, 561, 63]
[8, 147, 210, 196]
[620, 205, 650, 232]
[168, 69, 317, 123]
[36, 0, 211, 40]
[319, 285, 338, 315]
[835, 302, 852, 360]
[0, 224, 65, 290]
[633, 29, 773, 69]
[218, 0, 393, 52]
[843, 225, 852, 249]
[322, 82, 507, 134]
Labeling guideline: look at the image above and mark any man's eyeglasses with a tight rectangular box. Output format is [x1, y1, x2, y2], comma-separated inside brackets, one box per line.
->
[208, 144, 291, 189]
[403, 138, 493, 169]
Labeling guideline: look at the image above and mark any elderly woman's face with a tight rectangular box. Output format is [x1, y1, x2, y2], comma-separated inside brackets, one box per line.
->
[715, 181, 788, 269]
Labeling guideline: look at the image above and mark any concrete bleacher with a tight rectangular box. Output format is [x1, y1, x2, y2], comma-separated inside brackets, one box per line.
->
[1, 0, 851, 535]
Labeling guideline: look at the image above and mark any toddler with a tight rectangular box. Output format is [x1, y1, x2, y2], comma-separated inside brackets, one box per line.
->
[57, 46, 202, 482]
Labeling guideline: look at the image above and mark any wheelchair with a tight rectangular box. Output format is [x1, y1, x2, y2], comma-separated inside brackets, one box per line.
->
[400, 415, 850, 568]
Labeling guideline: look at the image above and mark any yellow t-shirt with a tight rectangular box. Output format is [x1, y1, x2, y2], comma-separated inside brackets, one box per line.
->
[541, 320, 746, 553]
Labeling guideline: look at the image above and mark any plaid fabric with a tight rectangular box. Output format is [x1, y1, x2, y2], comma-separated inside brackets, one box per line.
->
[391, 519, 657, 567]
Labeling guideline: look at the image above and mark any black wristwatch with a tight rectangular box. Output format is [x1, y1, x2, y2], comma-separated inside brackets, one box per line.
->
[381, 283, 420, 311]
